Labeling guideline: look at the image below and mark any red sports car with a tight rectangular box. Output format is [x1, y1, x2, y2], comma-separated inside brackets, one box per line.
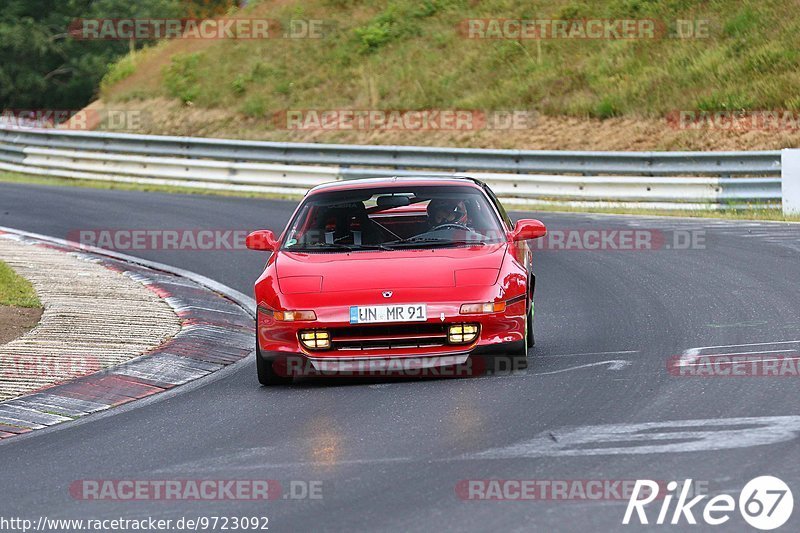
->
[246, 177, 547, 384]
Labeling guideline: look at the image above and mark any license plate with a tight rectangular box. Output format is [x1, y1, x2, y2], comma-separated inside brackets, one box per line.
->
[350, 304, 427, 324]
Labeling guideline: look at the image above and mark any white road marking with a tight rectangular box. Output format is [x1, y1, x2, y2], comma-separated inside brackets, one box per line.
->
[677, 340, 800, 367]
[689, 340, 800, 351]
[544, 350, 639, 358]
[465, 415, 800, 459]
[151, 415, 800, 469]
[681, 357, 800, 367]
[687, 349, 796, 358]
[535, 360, 631, 375]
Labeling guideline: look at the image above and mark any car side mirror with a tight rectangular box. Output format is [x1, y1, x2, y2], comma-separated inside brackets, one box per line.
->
[246, 230, 278, 251]
[511, 219, 547, 241]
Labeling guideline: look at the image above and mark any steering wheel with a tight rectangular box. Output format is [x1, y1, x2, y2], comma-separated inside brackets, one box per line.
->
[430, 222, 471, 232]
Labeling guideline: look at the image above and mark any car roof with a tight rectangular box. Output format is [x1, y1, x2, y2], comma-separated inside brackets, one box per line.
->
[307, 176, 486, 195]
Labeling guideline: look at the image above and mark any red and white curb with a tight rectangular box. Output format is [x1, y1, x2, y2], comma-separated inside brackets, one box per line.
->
[0, 227, 255, 440]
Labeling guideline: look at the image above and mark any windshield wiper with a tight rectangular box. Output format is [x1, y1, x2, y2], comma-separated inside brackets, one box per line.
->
[383, 237, 487, 248]
[286, 242, 394, 252]
[353, 243, 396, 251]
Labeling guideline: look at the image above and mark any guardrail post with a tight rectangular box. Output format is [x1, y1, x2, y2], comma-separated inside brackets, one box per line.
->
[782, 149, 800, 215]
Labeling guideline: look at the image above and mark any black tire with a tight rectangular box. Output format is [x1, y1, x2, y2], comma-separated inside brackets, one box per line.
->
[514, 300, 530, 370]
[527, 298, 535, 348]
[256, 345, 292, 386]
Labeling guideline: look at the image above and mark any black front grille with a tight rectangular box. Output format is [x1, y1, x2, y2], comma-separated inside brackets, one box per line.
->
[329, 323, 450, 351]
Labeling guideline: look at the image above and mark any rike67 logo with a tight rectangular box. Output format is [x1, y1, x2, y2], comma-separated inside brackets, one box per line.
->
[623, 476, 793, 530]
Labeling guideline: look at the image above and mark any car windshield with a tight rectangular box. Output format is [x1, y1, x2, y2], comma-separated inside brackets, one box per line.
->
[281, 184, 506, 252]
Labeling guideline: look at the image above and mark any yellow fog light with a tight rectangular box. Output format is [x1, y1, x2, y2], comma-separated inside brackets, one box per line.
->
[299, 330, 331, 350]
[448, 324, 479, 344]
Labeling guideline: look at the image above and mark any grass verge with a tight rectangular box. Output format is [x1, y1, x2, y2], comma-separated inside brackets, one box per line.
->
[0, 260, 40, 308]
[505, 202, 800, 222]
[0, 172, 294, 200]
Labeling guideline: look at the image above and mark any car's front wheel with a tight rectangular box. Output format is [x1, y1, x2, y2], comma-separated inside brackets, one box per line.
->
[527, 297, 535, 348]
[514, 298, 531, 369]
[256, 345, 292, 386]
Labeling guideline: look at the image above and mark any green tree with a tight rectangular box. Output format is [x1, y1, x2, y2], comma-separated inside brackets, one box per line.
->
[0, 0, 237, 110]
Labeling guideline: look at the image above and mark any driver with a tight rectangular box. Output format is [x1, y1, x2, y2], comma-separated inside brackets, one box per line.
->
[427, 198, 470, 228]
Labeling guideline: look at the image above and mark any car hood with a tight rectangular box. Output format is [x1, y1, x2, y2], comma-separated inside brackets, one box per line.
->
[275, 244, 507, 293]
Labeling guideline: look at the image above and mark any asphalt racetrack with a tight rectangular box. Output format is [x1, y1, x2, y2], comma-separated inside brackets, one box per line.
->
[1, 182, 799, 531]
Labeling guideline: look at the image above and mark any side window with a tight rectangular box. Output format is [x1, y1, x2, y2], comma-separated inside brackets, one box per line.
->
[483, 185, 513, 229]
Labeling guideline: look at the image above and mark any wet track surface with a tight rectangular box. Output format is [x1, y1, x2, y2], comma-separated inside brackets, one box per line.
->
[1, 182, 799, 531]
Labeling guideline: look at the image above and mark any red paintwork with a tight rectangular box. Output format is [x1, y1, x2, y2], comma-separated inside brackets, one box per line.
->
[249, 178, 545, 370]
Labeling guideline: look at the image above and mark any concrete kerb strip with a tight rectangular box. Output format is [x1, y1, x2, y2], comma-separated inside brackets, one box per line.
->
[0, 226, 256, 440]
[0, 237, 182, 401]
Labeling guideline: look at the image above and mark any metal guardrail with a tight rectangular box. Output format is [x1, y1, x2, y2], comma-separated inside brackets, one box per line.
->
[0, 127, 782, 175]
[0, 126, 784, 210]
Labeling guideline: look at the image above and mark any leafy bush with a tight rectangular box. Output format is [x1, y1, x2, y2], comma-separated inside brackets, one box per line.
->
[163, 53, 202, 104]
[594, 97, 620, 119]
[100, 53, 141, 94]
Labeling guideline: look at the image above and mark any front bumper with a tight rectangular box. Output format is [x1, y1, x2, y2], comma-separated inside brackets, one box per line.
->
[258, 340, 526, 378]
[258, 295, 525, 347]
[256, 340, 526, 378]
[256, 297, 527, 378]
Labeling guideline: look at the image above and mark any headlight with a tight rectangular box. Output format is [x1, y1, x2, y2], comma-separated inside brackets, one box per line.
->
[299, 330, 331, 350]
[448, 324, 479, 344]
[459, 301, 506, 314]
